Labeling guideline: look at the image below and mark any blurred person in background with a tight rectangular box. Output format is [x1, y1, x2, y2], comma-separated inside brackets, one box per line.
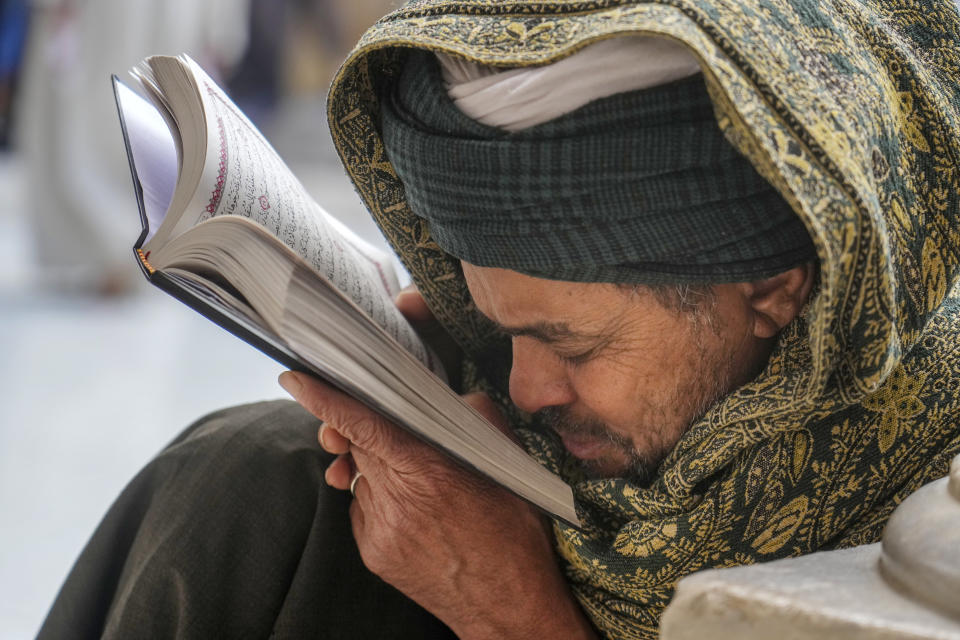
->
[15, 0, 249, 295]
[14, 0, 399, 295]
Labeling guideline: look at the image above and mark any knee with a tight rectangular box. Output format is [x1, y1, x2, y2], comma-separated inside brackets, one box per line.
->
[175, 399, 324, 459]
[150, 400, 332, 508]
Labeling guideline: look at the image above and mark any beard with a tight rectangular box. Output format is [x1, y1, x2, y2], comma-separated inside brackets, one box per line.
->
[535, 312, 743, 482]
[536, 405, 661, 482]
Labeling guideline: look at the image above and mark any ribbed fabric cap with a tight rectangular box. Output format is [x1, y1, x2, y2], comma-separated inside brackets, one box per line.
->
[380, 50, 815, 284]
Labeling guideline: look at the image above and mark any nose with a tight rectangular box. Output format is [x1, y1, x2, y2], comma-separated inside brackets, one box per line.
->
[508, 337, 576, 414]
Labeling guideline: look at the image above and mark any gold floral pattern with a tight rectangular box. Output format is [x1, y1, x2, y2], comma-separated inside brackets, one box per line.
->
[863, 366, 927, 453]
[614, 521, 679, 558]
[327, 1, 960, 637]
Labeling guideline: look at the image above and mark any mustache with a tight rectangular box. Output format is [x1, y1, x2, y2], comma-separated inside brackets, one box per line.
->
[536, 406, 631, 448]
[535, 406, 657, 482]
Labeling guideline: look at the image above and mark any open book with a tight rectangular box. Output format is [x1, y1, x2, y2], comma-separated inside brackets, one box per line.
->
[113, 55, 579, 527]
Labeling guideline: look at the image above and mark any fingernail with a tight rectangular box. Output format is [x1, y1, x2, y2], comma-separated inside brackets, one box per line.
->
[319, 424, 331, 450]
[278, 371, 302, 398]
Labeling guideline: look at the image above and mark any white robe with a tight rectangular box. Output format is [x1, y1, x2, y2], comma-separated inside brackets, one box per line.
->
[16, 0, 249, 291]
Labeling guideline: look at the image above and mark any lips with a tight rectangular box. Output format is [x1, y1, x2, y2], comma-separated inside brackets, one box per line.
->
[558, 430, 610, 459]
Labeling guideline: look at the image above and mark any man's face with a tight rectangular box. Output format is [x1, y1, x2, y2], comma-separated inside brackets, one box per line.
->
[461, 263, 775, 480]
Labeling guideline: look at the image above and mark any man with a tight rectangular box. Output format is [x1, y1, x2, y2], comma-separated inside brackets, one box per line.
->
[39, 1, 960, 639]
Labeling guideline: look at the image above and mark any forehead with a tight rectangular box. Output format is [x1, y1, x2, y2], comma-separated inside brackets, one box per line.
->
[460, 262, 628, 326]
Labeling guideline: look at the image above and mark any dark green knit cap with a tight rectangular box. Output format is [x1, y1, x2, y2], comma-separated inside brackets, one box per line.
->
[380, 50, 816, 284]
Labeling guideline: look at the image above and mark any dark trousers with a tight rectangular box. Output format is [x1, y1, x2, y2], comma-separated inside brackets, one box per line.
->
[37, 401, 457, 639]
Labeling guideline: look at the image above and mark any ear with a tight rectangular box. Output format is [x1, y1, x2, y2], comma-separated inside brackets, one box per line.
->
[745, 262, 817, 339]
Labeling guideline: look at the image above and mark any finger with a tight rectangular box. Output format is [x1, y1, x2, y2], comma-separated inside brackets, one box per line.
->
[349, 467, 371, 503]
[279, 371, 420, 462]
[394, 286, 434, 324]
[325, 453, 355, 490]
[318, 424, 350, 455]
[348, 497, 367, 548]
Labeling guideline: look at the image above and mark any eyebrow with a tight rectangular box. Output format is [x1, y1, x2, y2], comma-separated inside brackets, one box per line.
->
[490, 319, 589, 344]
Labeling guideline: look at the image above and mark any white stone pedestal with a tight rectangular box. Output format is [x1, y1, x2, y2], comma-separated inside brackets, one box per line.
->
[661, 455, 960, 639]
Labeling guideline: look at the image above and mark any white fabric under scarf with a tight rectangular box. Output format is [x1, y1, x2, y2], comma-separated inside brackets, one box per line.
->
[437, 36, 702, 132]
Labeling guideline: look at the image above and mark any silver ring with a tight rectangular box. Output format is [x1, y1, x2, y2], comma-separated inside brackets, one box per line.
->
[349, 471, 363, 498]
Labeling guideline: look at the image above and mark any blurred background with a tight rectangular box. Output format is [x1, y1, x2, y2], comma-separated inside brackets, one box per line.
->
[0, 0, 399, 636]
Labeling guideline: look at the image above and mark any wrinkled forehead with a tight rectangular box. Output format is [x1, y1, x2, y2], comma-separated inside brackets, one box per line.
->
[460, 261, 630, 328]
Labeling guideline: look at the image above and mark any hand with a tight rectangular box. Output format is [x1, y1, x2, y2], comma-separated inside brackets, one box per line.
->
[278, 372, 596, 640]
[395, 286, 463, 389]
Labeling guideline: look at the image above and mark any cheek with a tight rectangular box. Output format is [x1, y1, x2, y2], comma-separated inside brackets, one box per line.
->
[568, 360, 652, 423]
[567, 333, 704, 427]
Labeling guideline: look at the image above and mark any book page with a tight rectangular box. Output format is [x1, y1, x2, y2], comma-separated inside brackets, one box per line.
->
[143, 57, 442, 377]
[114, 81, 178, 243]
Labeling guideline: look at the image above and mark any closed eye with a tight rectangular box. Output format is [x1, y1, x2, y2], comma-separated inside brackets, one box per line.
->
[555, 342, 605, 368]
[487, 317, 612, 367]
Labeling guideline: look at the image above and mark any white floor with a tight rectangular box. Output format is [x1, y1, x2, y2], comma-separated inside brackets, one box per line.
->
[0, 98, 392, 638]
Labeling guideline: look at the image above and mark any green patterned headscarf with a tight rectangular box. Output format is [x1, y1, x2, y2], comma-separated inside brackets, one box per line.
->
[379, 50, 816, 284]
[327, 1, 960, 637]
